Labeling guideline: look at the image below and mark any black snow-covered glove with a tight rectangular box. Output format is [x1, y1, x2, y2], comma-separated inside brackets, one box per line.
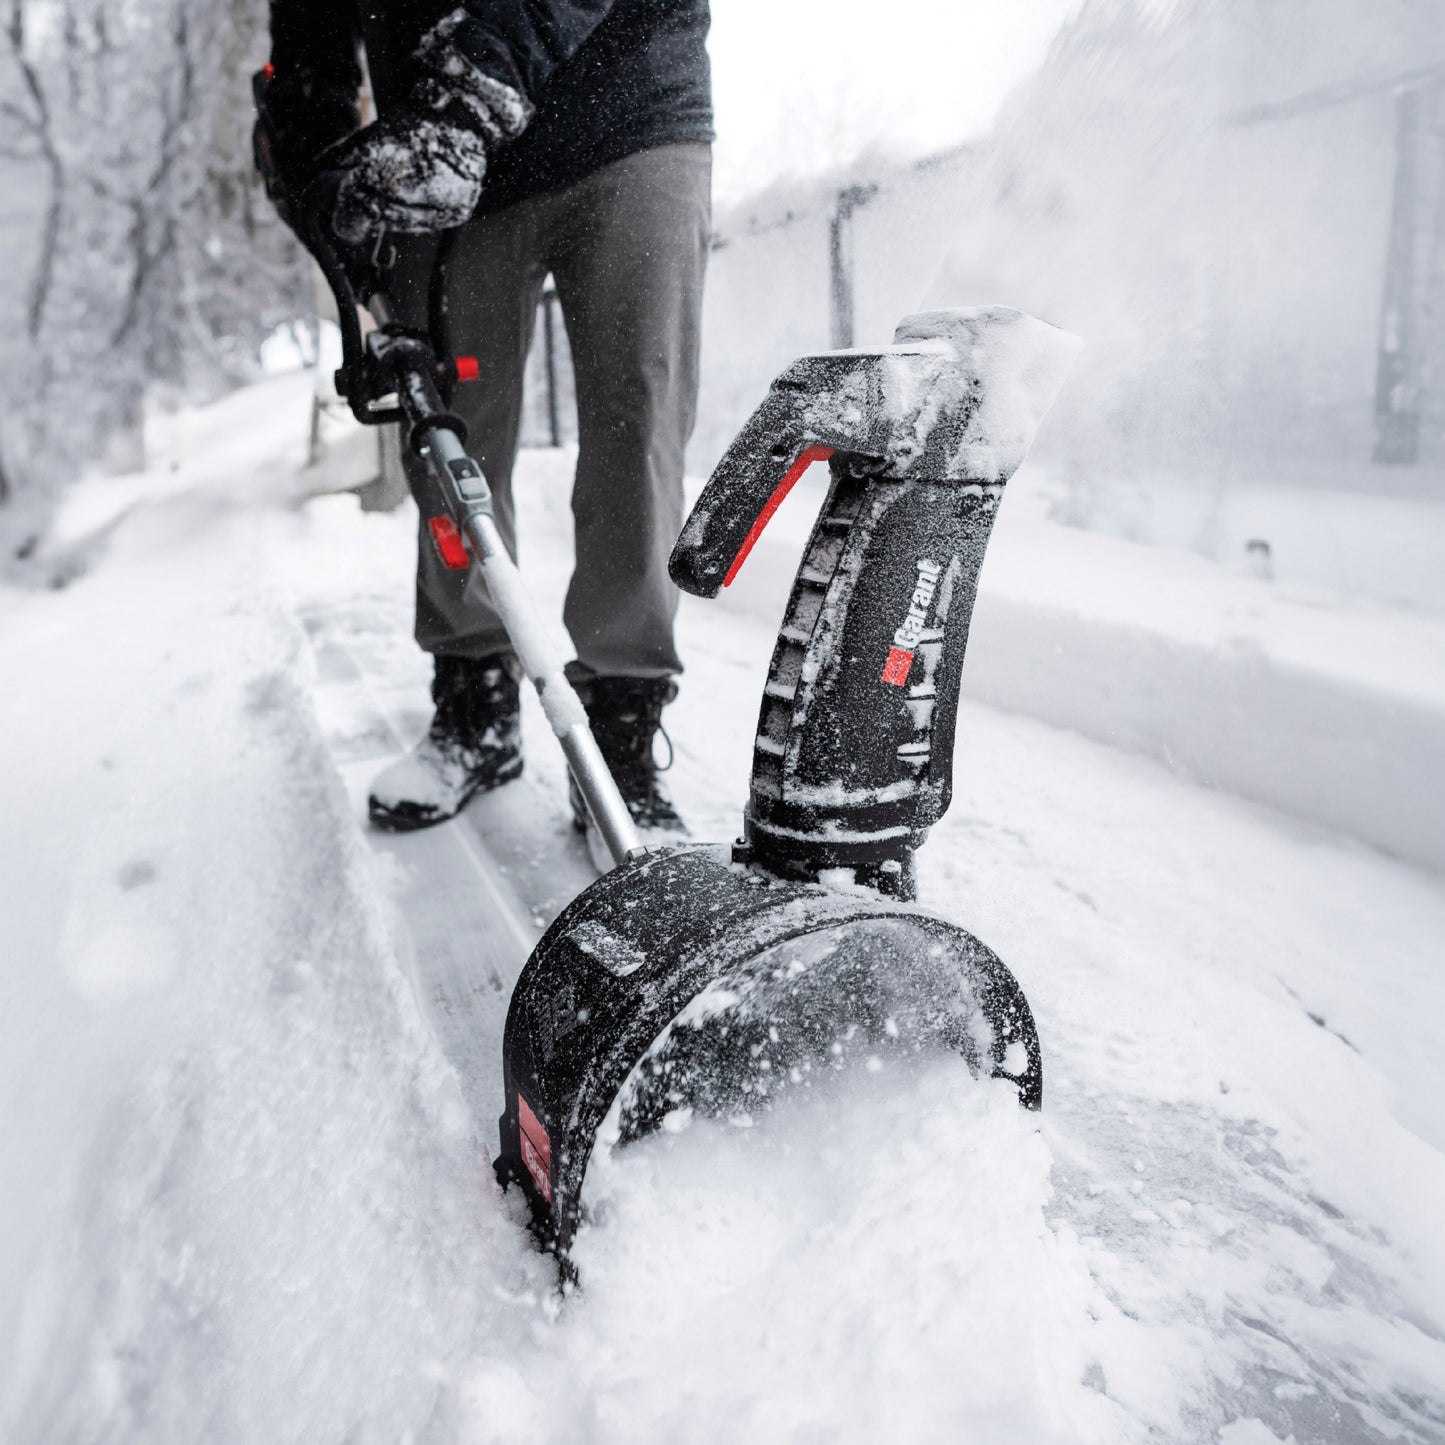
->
[330, 8, 532, 247]
[328, 110, 488, 245]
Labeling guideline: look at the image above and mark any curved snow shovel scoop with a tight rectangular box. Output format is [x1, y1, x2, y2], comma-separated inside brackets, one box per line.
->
[496, 307, 1080, 1268]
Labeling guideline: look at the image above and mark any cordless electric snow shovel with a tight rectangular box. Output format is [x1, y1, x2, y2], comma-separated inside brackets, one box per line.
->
[496, 309, 1080, 1267]
[262, 69, 1075, 1274]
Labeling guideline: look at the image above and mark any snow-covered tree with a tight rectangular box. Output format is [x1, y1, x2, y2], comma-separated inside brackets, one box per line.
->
[0, 0, 310, 515]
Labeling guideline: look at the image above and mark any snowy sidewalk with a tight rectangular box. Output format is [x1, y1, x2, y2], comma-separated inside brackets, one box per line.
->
[3, 374, 1444, 1444]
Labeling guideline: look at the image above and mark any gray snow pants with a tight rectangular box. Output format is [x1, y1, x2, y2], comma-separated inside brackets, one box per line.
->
[392, 141, 711, 680]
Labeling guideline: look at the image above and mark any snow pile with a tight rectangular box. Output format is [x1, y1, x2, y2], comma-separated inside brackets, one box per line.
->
[558, 1067, 1106, 1444]
[0, 388, 551, 1441]
[966, 491, 1445, 874]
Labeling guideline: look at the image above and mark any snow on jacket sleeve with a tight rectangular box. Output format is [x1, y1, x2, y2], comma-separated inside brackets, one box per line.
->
[431, 1, 623, 111]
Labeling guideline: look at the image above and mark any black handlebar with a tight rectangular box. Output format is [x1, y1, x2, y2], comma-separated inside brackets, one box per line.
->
[254, 65, 466, 435]
[297, 174, 479, 444]
[299, 178, 391, 425]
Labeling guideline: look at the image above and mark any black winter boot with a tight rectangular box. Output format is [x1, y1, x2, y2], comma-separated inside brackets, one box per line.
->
[569, 676, 686, 859]
[369, 653, 522, 831]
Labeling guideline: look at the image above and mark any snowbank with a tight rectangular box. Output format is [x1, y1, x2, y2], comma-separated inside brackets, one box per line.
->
[0, 391, 551, 1441]
[968, 495, 1445, 876]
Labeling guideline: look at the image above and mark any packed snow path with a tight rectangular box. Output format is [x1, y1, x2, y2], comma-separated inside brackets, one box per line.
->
[3, 375, 1444, 1444]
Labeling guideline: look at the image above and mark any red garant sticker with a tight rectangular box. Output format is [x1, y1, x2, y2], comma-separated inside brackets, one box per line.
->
[517, 1092, 553, 1202]
[881, 646, 914, 687]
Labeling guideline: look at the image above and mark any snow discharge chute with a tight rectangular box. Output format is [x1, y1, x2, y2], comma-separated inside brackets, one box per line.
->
[497, 308, 1080, 1265]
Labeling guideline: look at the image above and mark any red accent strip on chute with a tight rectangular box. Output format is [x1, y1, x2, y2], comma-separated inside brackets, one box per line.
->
[428, 516, 470, 570]
[722, 445, 834, 589]
[453, 355, 479, 383]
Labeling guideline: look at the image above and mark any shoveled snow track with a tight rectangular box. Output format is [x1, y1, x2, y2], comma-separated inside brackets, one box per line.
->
[299, 596, 597, 1131]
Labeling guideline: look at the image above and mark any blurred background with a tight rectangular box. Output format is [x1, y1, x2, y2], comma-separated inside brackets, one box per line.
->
[3, 0, 1442, 590]
[698, 0, 1445, 616]
[2, 1, 1439, 515]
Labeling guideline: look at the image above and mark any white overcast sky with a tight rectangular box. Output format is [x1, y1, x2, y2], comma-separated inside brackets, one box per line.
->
[707, 0, 1081, 204]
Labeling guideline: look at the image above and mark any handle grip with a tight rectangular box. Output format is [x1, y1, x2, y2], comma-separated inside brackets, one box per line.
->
[669, 352, 889, 597]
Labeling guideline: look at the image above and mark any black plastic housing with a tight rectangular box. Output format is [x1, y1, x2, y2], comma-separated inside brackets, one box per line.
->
[736, 463, 1002, 896]
[496, 845, 1042, 1262]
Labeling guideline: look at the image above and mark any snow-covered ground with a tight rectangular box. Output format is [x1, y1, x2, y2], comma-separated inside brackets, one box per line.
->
[4, 373, 1445, 1444]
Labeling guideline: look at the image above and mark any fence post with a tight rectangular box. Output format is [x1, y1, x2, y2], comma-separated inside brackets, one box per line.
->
[829, 184, 876, 349]
[1374, 77, 1444, 465]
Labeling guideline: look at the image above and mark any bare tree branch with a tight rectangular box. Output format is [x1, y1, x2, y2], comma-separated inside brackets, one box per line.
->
[4, 0, 65, 339]
[0, 97, 40, 134]
[0, 0, 315, 497]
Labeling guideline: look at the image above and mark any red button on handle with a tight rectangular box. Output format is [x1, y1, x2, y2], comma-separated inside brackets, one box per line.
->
[428, 516, 470, 570]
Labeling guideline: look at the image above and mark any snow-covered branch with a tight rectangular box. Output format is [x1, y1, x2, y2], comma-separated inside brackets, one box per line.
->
[0, 0, 312, 510]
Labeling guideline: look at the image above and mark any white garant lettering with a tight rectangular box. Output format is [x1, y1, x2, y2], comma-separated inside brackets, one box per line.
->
[892, 559, 941, 649]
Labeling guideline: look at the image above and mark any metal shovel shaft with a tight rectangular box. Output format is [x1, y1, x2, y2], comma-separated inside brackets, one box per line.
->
[329, 288, 640, 867]
[419, 423, 644, 869]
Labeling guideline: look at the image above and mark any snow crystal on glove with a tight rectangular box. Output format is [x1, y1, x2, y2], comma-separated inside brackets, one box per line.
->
[413, 7, 533, 148]
[332, 115, 488, 244]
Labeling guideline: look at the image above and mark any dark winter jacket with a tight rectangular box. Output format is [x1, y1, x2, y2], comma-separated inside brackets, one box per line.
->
[267, 1, 713, 213]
